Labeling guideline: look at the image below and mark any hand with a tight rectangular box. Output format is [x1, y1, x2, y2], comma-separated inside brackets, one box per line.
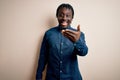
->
[61, 25, 81, 42]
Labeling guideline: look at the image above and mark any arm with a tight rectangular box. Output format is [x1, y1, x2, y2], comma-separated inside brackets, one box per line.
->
[73, 32, 88, 56]
[36, 33, 48, 80]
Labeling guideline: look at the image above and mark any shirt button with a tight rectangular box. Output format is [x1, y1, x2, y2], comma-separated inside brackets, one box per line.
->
[74, 43, 76, 46]
[61, 42, 63, 45]
[61, 51, 63, 54]
[60, 61, 62, 63]
[60, 70, 62, 73]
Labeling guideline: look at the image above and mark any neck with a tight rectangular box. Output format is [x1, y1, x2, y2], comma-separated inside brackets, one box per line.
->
[59, 25, 70, 30]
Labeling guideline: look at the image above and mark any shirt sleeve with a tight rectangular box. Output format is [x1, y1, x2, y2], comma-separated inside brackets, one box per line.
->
[36, 32, 48, 80]
[73, 32, 88, 56]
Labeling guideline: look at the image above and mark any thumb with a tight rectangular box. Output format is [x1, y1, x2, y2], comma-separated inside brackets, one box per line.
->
[77, 25, 80, 31]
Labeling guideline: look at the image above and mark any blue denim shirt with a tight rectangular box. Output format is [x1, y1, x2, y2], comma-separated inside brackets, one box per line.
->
[36, 26, 88, 80]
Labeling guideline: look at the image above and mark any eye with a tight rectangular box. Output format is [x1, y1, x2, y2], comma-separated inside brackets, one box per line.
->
[66, 14, 72, 18]
[66, 15, 70, 17]
[58, 14, 64, 17]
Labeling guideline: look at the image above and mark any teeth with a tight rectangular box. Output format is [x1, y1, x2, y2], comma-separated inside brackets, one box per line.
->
[61, 22, 67, 26]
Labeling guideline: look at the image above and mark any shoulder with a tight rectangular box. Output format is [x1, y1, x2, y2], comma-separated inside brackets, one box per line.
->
[46, 26, 58, 33]
[44, 26, 58, 37]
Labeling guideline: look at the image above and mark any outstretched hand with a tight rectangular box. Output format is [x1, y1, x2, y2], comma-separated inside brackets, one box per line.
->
[61, 25, 81, 42]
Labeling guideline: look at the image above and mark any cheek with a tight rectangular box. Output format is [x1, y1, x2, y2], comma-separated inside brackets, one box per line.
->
[68, 19, 72, 23]
[57, 18, 61, 22]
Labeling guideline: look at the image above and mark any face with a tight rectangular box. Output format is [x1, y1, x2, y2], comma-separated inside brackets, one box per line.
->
[57, 7, 73, 28]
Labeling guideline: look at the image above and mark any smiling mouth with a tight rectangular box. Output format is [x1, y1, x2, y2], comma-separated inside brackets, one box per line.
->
[61, 21, 68, 26]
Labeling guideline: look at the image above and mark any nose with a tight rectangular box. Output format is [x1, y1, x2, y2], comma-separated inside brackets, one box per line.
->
[62, 15, 67, 20]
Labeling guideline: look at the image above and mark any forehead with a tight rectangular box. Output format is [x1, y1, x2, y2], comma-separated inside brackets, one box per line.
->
[58, 7, 72, 14]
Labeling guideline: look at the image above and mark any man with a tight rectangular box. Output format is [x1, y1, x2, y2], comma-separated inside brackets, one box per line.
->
[36, 3, 88, 80]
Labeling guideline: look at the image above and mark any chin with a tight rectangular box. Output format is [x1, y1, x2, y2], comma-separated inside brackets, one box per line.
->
[61, 25, 67, 28]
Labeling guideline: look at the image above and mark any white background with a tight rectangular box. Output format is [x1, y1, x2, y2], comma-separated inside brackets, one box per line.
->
[0, 0, 120, 80]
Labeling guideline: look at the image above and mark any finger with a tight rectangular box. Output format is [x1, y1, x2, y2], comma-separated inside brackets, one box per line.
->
[64, 29, 76, 34]
[77, 25, 80, 31]
[61, 30, 65, 33]
[64, 31, 75, 37]
[63, 32, 74, 41]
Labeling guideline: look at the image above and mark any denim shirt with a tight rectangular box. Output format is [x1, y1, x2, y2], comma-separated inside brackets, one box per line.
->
[36, 26, 88, 80]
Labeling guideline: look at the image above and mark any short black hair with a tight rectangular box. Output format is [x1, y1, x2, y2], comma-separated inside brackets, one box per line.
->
[56, 3, 74, 18]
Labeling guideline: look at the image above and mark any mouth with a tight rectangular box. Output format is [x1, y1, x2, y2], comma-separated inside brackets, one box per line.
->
[60, 21, 68, 27]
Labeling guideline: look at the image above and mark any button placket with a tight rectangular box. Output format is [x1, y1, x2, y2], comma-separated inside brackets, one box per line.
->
[60, 42, 63, 74]
[61, 51, 63, 54]
[59, 33, 65, 75]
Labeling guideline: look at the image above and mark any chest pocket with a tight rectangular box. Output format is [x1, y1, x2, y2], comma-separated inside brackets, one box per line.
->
[48, 38, 59, 49]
